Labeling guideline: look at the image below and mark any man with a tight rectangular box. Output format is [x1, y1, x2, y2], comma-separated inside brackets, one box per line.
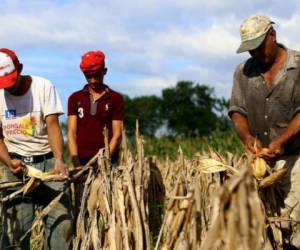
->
[229, 14, 300, 248]
[0, 48, 72, 249]
[67, 50, 123, 167]
[67, 50, 123, 216]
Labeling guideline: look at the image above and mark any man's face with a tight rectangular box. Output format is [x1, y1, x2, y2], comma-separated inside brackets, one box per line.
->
[249, 29, 276, 66]
[83, 68, 107, 89]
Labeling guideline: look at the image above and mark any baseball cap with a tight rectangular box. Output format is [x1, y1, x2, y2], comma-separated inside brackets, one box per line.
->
[237, 15, 275, 54]
[80, 50, 105, 73]
[0, 48, 20, 89]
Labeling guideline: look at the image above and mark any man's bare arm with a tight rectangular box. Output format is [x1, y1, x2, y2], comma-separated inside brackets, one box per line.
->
[268, 112, 300, 158]
[67, 115, 81, 167]
[46, 114, 68, 176]
[109, 120, 123, 157]
[231, 112, 262, 154]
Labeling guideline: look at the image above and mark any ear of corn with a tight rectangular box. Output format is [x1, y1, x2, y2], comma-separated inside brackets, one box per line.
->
[260, 148, 269, 155]
[259, 167, 288, 188]
[26, 166, 46, 179]
[25, 165, 61, 181]
[252, 157, 267, 179]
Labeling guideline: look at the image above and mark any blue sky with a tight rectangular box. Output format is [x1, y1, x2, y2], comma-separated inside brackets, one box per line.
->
[2, 0, 300, 117]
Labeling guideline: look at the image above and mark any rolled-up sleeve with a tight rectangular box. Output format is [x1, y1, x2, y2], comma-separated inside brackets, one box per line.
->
[228, 64, 248, 118]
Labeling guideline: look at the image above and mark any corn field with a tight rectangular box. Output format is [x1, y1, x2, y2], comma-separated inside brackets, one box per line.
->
[0, 127, 292, 249]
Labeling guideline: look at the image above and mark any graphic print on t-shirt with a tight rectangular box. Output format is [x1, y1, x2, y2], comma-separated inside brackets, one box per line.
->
[4, 109, 16, 119]
[78, 107, 84, 118]
[3, 114, 39, 137]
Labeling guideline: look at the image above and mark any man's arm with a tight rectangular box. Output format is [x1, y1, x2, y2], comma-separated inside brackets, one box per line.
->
[46, 114, 68, 176]
[229, 66, 263, 154]
[67, 115, 81, 167]
[0, 128, 23, 174]
[0, 130, 12, 167]
[231, 112, 262, 154]
[268, 113, 300, 158]
[109, 120, 123, 157]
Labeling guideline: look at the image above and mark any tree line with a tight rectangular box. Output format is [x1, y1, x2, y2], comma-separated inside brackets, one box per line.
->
[124, 81, 230, 138]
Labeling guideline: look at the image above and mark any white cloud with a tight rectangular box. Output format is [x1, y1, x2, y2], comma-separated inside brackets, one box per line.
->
[153, 25, 238, 59]
[119, 76, 177, 97]
[1, 0, 300, 102]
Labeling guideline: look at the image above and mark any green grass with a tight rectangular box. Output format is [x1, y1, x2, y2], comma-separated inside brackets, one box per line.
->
[128, 128, 243, 160]
[62, 128, 243, 162]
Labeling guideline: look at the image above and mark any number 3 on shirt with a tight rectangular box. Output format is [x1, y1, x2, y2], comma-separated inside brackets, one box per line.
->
[78, 107, 84, 118]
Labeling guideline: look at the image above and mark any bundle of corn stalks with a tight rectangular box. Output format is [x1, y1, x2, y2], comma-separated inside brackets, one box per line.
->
[154, 176, 211, 250]
[199, 167, 270, 250]
[73, 126, 161, 250]
[152, 146, 249, 249]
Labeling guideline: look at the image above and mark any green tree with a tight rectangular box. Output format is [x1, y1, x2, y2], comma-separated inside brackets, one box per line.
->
[161, 81, 222, 137]
[214, 97, 231, 131]
[124, 95, 162, 137]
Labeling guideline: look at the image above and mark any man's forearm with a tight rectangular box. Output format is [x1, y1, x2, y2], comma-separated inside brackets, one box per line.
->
[46, 115, 64, 160]
[68, 136, 81, 167]
[0, 139, 12, 168]
[109, 136, 121, 156]
[231, 112, 254, 144]
[273, 113, 300, 146]
[67, 115, 81, 166]
[69, 144, 80, 167]
[109, 120, 123, 157]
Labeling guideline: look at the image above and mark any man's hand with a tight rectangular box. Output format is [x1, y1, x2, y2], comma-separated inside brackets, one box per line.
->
[10, 159, 24, 175]
[71, 155, 82, 168]
[53, 158, 69, 177]
[231, 113, 262, 156]
[244, 135, 262, 155]
[264, 139, 284, 160]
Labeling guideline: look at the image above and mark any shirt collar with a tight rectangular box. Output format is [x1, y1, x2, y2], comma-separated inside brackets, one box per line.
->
[246, 44, 297, 74]
[82, 84, 110, 97]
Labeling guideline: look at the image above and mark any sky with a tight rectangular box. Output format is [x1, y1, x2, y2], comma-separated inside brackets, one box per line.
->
[1, 0, 300, 117]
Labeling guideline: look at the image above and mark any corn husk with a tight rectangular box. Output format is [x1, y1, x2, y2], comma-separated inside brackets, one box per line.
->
[25, 165, 66, 181]
[198, 158, 238, 174]
[259, 168, 288, 188]
[23, 177, 41, 195]
[26, 166, 52, 179]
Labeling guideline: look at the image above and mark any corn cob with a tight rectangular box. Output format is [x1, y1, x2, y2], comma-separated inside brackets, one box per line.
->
[252, 157, 267, 179]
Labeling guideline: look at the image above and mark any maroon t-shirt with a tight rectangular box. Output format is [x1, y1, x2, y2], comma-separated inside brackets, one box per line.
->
[68, 85, 124, 162]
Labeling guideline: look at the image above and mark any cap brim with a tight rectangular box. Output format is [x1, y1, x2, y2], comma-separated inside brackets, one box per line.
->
[0, 70, 17, 89]
[236, 33, 267, 54]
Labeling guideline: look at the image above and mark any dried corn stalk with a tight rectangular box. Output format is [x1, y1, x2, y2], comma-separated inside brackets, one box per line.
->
[199, 167, 269, 250]
[73, 125, 152, 250]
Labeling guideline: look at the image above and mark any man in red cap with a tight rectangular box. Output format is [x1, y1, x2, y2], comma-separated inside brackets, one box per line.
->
[0, 48, 72, 249]
[67, 50, 124, 216]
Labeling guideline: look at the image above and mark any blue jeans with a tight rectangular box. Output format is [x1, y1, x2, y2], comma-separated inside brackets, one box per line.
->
[0, 158, 73, 250]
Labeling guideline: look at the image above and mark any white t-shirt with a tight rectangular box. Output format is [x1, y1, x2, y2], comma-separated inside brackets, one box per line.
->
[0, 76, 64, 156]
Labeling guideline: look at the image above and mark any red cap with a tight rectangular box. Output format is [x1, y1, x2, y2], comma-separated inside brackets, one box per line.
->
[80, 50, 105, 73]
[0, 48, 21, 89]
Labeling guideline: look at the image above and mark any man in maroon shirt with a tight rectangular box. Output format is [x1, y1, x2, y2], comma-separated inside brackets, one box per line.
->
[68, 50, 124, 220]
[67, 50, 124, 168]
